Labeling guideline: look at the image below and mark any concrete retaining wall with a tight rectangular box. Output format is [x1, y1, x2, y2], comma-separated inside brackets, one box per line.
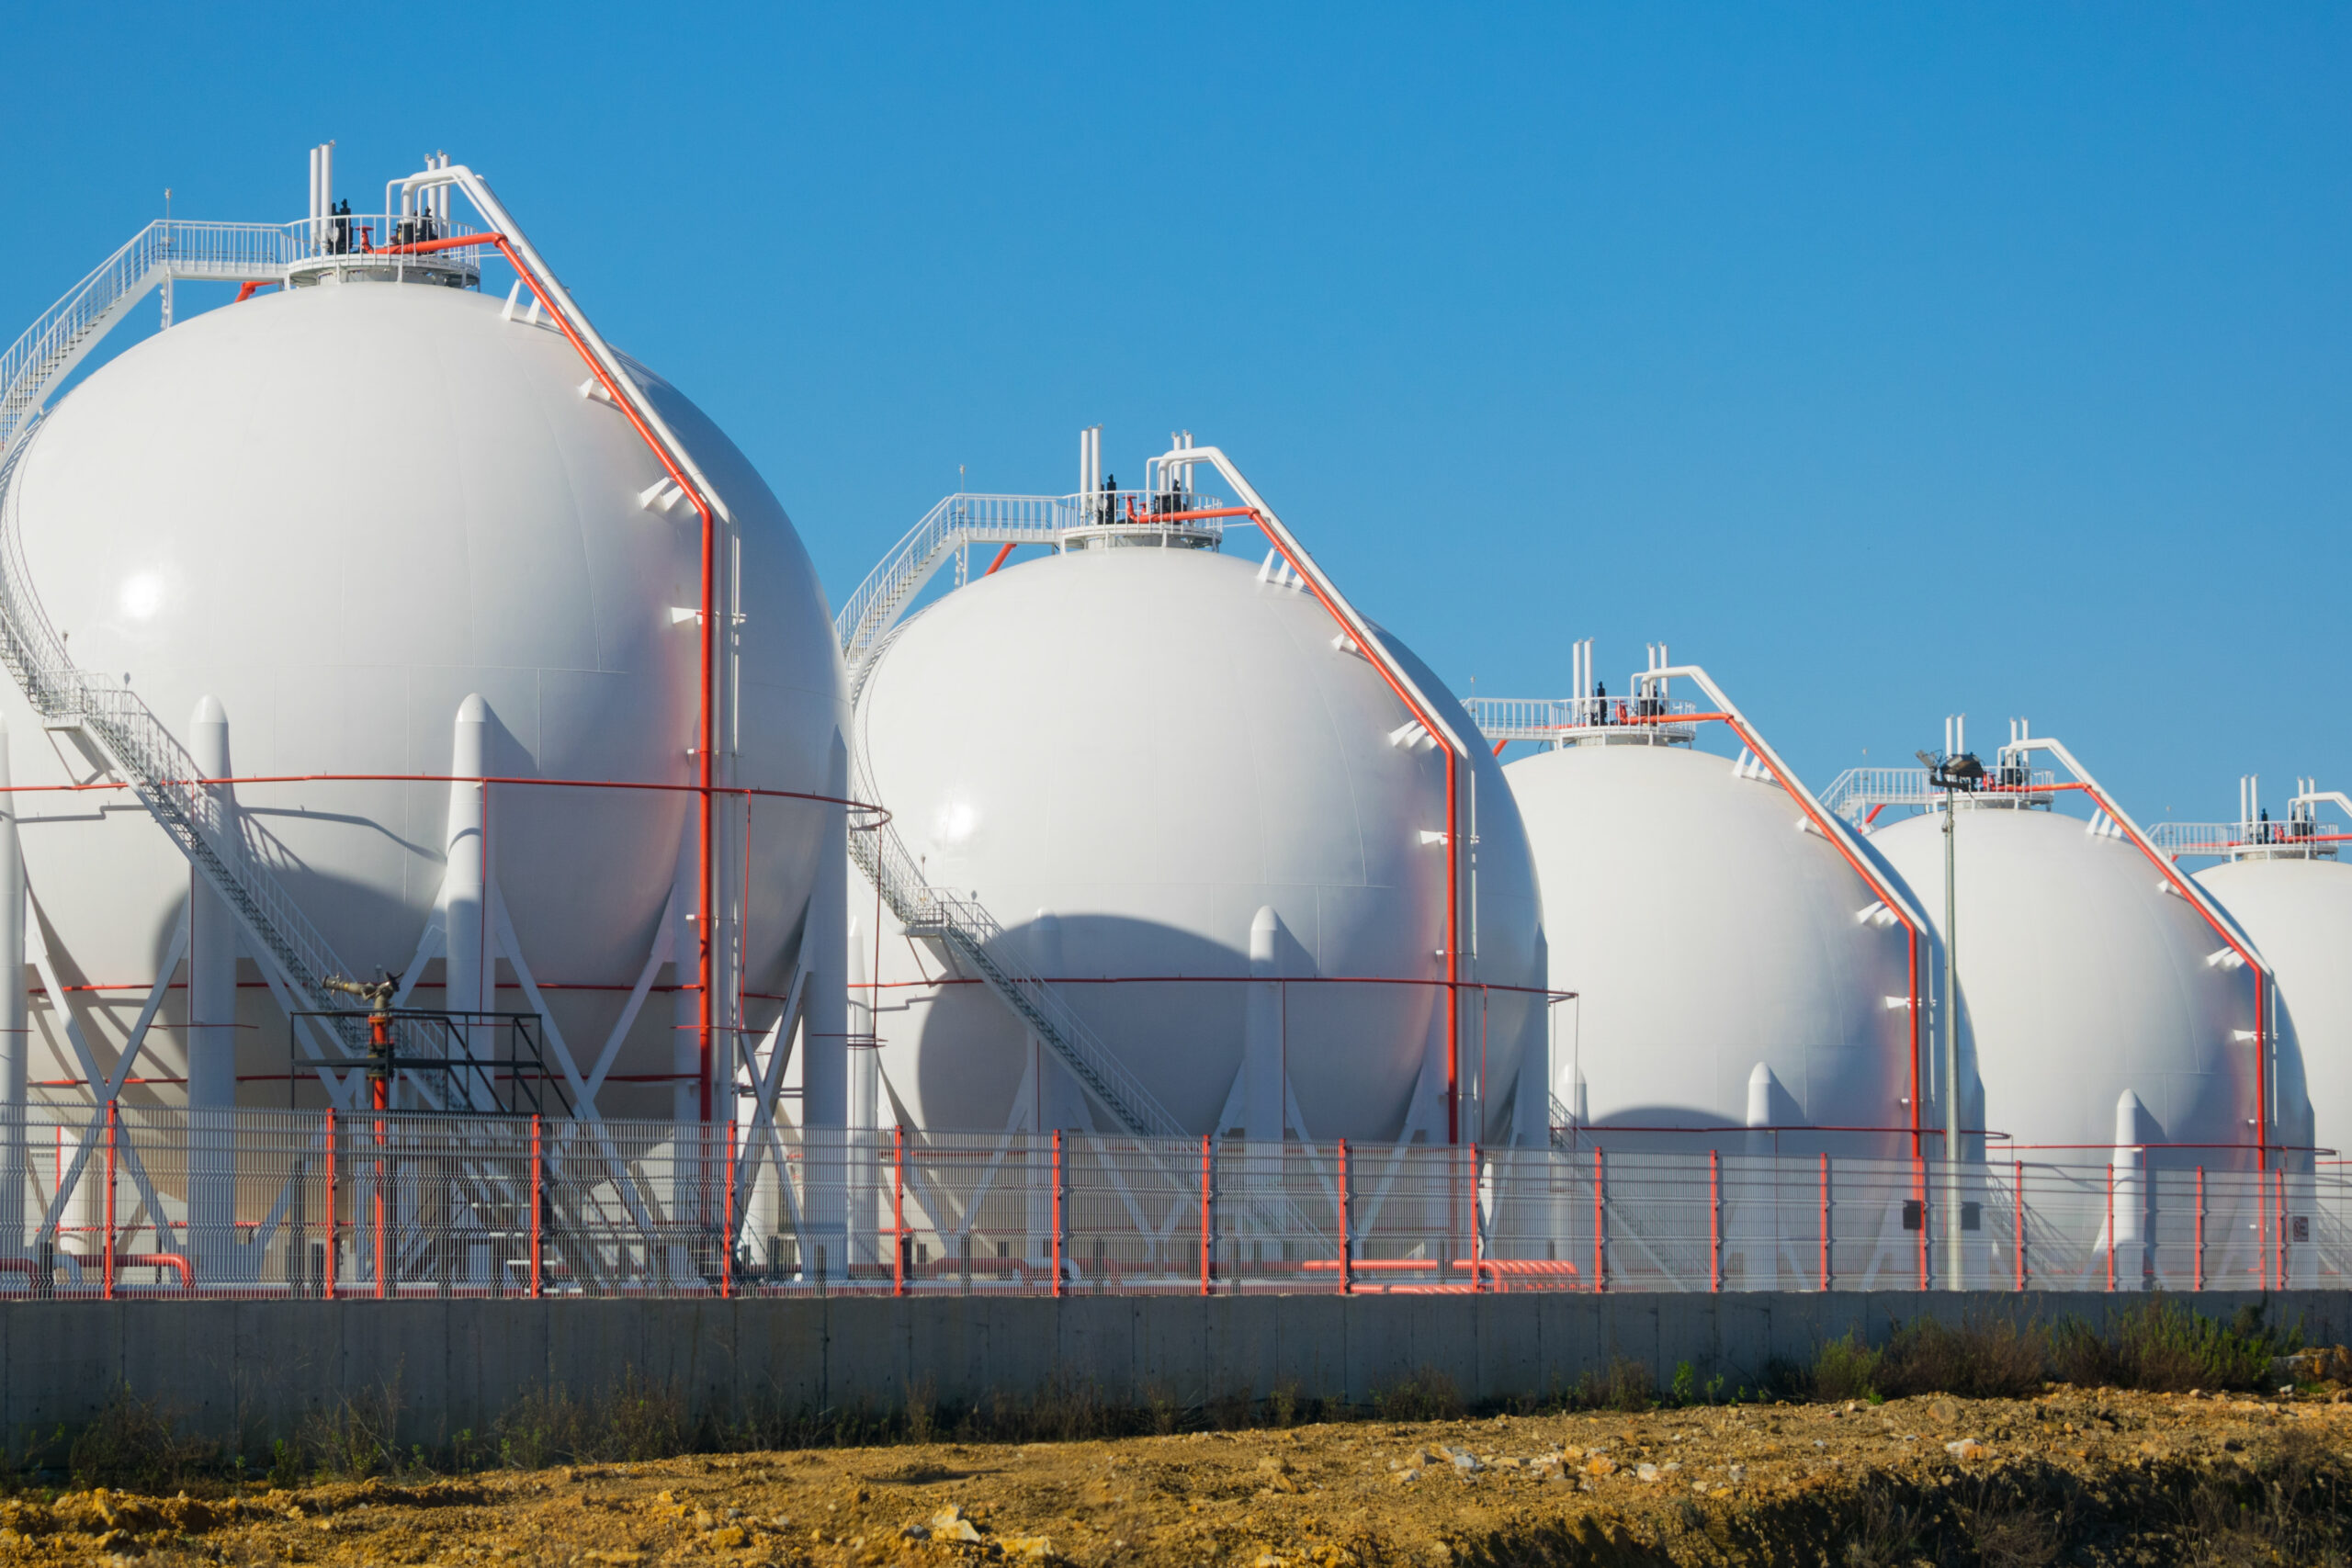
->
[10, 1290, 2345, 1452]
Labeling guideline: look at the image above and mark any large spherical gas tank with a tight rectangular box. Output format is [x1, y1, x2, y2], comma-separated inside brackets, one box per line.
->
[853, 544, 1545, 1142]
[2198, 855, 2352, 1158]
[1505, 742, 1932, 1159]
[1873, 807, 2309, 1170]
[2, 279, 845, 1119]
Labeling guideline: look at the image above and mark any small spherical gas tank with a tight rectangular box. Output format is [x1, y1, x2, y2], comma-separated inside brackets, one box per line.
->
[2198, 853, 2352, 1159]
[852, 542, 1547, 1143]
[1, 276, 846, 1120]
[1873, 805, 2311, 1171]
[1506, 739, 1931, 1159]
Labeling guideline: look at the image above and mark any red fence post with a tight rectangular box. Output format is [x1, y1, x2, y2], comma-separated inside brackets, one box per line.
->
[2194, 1166, 2205, 1292]
[2278, 1169, 2290, 1290]
[1591, 1147, 1606, 1293]
[1711, 1147, 1726, 1291]
[1050, 1130, 1065, 1300]
[1917, 1160, 1928, 1293]
[1336, 1142, 1354, 1297]
[323, 1108, 337, 1301]
[372, 1075, 390, 1301]
[1199, 1134, 1212, 1297]
[892, 1124, 907, 1299]
[529, 1114, 543, 1300]
[1818, 1153, 1831, 1292]
[2012, 1158, 2025, 1292]
[103, 1101, 117, 1301]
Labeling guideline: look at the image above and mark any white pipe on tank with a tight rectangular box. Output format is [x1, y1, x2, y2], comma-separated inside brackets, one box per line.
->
[1746, 1062, 1773, 1134]
[187, 695, 238, 1258]
[2110, 1089, 2148, 1290]
[0, 718, 24, 1255]
[1243, 907, 1284, 1145]
[845, 911, 878, 1268]
[1741, 1061, 1779, 1285]
[1510, 925, 1550, 1149]
[445, 695, 493, 1110]
[802, 733, 849, 1134]
[308, 147, 320, 243]
[799, 734, 848, 1280]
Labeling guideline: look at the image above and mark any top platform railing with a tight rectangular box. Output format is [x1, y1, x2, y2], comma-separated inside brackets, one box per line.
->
[2147, 818, 2343, 860]
[1463, 694, 1702, 746]
[0, 214, 492, 454]
[1822, 764, 2059, 824]
[835, 489, 1229, 676]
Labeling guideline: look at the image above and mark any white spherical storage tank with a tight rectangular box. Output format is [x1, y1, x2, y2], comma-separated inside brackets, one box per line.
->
[852, 541, 1547, 1145]
[1507, 740, 1939, 1162]
[0, 275, 846, 1129]
[2198, 853, 2352, 1160]
[1872, 805, 2311, 1177]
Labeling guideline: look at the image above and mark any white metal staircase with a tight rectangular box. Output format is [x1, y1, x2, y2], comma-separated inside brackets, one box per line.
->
[839, 496, 1190, 1140]
[846, 791, 1184, 1140]
[0, 221, 290, 454]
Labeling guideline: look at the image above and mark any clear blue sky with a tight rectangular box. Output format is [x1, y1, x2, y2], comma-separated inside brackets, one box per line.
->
[5, 5, 2345, 823]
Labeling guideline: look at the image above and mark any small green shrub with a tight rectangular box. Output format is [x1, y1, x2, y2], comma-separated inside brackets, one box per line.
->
[1876, 1317, 2045, 1401]
[2052, 1298, 2298, 1393]
[266, 1437, 306, 1490]
[300, 1382, 403, 1479]
[1809, 1332, 1883, 1403]
[1372, 1367, 1464, 1423]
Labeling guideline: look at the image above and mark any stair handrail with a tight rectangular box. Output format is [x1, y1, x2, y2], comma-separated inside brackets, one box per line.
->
[0, 422, 369, 1058]
[0, 221, 292, 454]
[836, 489, 1228, 675]
[835, 492, 1069, 671]
[845, 798, 1183, 1140]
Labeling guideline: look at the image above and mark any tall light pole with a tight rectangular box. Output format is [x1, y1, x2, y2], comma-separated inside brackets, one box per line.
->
[1918, 738, 1983, 1290]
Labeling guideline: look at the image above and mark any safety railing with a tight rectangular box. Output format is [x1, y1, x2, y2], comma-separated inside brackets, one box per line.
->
[834, 489, 1229, 674]
[846, 806, 1185, 1139]
[2148, 819, 2342, 859]
[1822, 765, 2060, 823]
[0, 1100, 2329, 1299]
[0, 442, 373, 1070]
[0, 216, 495, 455]
[1464, 694, 1701, 744]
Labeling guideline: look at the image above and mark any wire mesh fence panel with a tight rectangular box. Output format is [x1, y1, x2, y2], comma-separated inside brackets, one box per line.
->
[0, 1100, 2344, 1301]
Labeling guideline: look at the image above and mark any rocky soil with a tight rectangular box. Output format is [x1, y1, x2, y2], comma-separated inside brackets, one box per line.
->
[6, 1387, 2349, 1566]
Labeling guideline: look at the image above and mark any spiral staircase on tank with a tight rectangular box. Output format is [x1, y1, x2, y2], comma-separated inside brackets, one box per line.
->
[838, 493, 1189, 1141]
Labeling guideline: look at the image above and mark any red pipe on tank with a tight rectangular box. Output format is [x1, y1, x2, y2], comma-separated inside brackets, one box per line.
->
[492, 243, 718, 1134]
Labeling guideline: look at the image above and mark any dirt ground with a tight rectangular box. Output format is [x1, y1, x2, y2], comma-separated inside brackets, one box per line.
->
[6, 1387, 2347, 1567]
